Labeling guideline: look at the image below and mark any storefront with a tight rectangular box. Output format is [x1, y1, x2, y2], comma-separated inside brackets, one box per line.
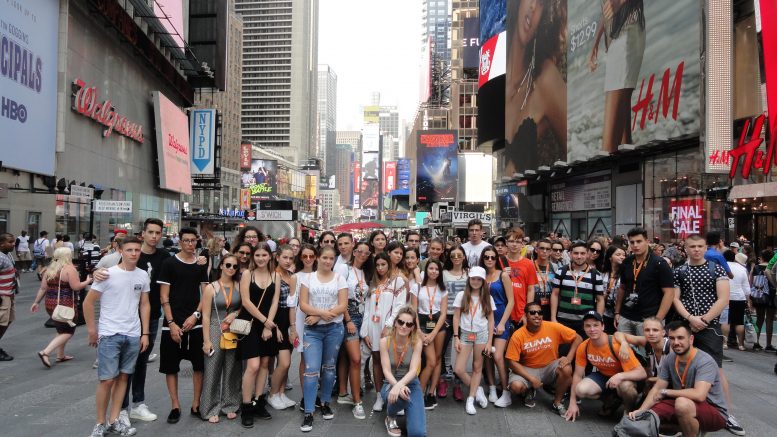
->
[550, 171, 613, 240]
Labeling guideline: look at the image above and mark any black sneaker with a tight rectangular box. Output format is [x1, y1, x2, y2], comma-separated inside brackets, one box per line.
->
[725, 415, 746, 436]
[299, 397, 306, 412]
[424, 394, 436, 410]
[241, 403, 254, 428]
[430, 394, 438, 407]
[765, 345, 776, 352]
[300, 413, 314, 432]
[753, 343, 763, 351]
[166, 408, 181, 424]
[321, 403, 334, 420]
[253, 396, 272, 420]
[0, 348, 13, 361]
[315, 396, 323, 408]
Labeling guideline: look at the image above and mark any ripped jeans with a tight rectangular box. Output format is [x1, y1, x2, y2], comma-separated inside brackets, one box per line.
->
[302, 322, 344, 413]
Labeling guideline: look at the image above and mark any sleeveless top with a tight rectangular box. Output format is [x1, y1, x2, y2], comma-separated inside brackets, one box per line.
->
[44, 269, 77, 318]
[278, 277, 290, 309]
[211, 281, 242, 325]
[488, 274, 509, 313]
[242, 272, 275, 322]
[388, 336, 414, 379]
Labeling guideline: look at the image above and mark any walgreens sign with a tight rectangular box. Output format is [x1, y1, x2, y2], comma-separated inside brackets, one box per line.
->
[71, 78, 144, 143]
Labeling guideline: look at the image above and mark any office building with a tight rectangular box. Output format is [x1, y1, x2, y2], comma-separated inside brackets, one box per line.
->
[318, 65, 337, 178]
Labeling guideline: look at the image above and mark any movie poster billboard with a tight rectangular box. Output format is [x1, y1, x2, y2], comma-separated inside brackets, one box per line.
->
[416, 130, 458, 204]
[353, 162, 361, 193]
[504, 0, 568, 175]
[397, 159, 411, 190]
[567, 0, 701, 162]
[362, 152, 379, 180]
[383, 161, 397, 192]
[361, 179, 378, 209]
[241, 159, 278, 201]
[670, 198, 703, 239]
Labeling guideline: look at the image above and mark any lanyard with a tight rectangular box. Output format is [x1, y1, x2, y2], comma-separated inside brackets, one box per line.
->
[218, 280, 234, 309]
[572, 265, 590, 297]
[392, 335, 410, 374]
[352, 267, 365, 302]
[374, 277, 389, 311]
[535, 261, 549, 291]
[468, 297, 482, 331]
[607, 274, 618, 296]
[632, 256, 648, 292]
[674, 347, 697, 389]
[424, 285, 438, 313]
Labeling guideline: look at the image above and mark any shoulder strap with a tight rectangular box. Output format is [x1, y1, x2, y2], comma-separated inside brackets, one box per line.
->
[607, 335, 619, 360]
[708, 261, 717, 277]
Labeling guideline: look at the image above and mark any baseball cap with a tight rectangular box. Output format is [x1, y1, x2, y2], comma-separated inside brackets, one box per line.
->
[468, 266, 487, 280]
[582, 311, 603, 323]
[730, 241, 740, 249]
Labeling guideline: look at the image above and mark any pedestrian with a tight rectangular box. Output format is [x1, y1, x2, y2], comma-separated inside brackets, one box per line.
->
[601, 245, 626, 334]
[0, 233, 19, 361]
[453, 266, 496, 415]
[722, 251, 750, 351]
[386, 241, 407, 280]
[235, 226, 263, 249]
[750, 250, 775, 351]
[369, 230, 387, 255]
[14, 230, 31, 273]
[551, 241, 604, 337]
[504, 229, 538, 329]
[334, 241, 372, 418]
[267, 245, 298, 411]
[317, 231, 336, 253]
[233, 242, 252, 275]
[551, 240, 567, 268]
[298, 245, 348, 432]
[533, 238, 560, 321]
[705, 231, 735, 279]
[415, 258, 448, 410]
[200, 255, 243, 423]
[380, 306, 426, 437]
[288, 237, 302, 259]
[31, 247, 92, 367]
[564, 311, 646, 421]
[587, 238, 606, 272]
[462, 219, 490, 268]
[335, 233, 354, 268]
[439, 244, 469, 401]
[205, 236, 228, 281]
[32, 230, 51, 279]
[403, 247, 423, 302]
[238, 242, 279, 427]
[157, 227, 209, 424]
[84, 236, 150, 437]
[419, 237, 445, 272]
[479, 246, 514, 407]
[614, 227, 675, 335]
[361, 251, 409, 412]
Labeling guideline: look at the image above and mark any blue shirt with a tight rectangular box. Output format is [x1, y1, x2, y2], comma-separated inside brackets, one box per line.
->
[705, 248, 732, 274]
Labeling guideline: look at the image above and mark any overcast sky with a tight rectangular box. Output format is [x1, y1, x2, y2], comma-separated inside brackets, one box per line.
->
[318, 0, 422, 131]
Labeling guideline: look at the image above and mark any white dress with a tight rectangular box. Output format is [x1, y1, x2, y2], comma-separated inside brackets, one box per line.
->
[360, 276, 407, 352]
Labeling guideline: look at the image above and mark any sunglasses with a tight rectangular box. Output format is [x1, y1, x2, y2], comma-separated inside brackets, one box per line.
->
[238, 251, 251, 256]
[223, 263, 237, 269]
[551, 248, 563, 252]
[396, 319, 415, 328]
[589, 248, 601, 253]
[450, 253, 463, 259]
[527, 310, 543, 316]
[301, 254, 316, 260]
[482, 255, 497, 260]
[322, 239, 335, 244]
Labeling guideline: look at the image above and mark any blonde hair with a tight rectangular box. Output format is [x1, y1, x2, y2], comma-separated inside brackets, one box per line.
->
[44, 247, 75, 281]
[389, 305, 420, 347]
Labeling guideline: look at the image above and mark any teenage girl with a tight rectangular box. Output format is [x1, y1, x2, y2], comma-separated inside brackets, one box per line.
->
[439, 245, 469, 400]
[266, 245, 297, 410]
[414, 259, 448, 410]
[288, 244, 317, 409]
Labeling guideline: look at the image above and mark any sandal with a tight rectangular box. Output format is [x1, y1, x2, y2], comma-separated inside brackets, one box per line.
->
[385, 417, 401, 437]
[207, 415, 219, 423]
[226, 412, 238, 420]
[738, 345, 746, 351]
[37, 351, 51, 368]
[56, 355, 74, 362]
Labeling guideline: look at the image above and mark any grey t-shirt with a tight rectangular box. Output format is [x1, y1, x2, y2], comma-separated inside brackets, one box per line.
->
[658, 348, 727, 418]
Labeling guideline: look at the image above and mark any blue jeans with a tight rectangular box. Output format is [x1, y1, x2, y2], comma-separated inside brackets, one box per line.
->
[121, 317, 159, 408]
[302, 322, 344, 413]
[97, 334, 141, 381]
[381, 378, 427, 437]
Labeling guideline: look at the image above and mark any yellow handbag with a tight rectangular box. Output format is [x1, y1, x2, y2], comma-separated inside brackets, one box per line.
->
[220, 332, 238, 350]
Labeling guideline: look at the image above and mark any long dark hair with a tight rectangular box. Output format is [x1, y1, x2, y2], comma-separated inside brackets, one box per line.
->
[443, 244, 469, 271]
[478, 245, 500, 272]
[507, 0, 567, 79]
[350, 241, 374, 283]
[601, 245, 625, 276]
[295, 243, 318, 272]
[385, 241, 406, 269]
[371, 251, 396, 287]
[369, 230, 387, 253]
[317, 231, 337, 254]
[421, 258, 446, 291]
[217, 255, 240, 281]
[249, 242, 275, 273]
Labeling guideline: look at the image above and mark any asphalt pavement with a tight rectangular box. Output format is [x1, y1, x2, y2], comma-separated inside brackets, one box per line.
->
[2, 272, 777, 436]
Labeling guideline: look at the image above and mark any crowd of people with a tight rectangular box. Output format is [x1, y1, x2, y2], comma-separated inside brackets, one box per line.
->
[2, 218, 776, 436]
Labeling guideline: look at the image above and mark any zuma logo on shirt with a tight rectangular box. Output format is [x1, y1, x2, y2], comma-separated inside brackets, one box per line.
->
[523, 336, 552, 352]
[588, 354, 616, 365]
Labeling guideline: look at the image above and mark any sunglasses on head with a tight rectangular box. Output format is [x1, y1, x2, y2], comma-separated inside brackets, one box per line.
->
[527, 310, 543, 316]
[396, 319, 415, 328]
[223, 263, 237, 269]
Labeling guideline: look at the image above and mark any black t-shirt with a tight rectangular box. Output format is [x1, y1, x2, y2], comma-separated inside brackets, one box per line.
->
[137, 249, 171, 319]
[157, 254, 208, 326]
[619, 253, 674, 321]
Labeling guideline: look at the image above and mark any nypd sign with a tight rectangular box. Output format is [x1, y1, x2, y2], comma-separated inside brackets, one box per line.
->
[190, 109, 216, 176]
[451, 211, 493, 226]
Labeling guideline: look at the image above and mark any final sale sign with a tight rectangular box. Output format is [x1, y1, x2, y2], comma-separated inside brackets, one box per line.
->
[670, 199, 704, 238]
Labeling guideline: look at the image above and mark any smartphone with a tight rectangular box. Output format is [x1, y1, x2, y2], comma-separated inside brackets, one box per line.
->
[208, 348, 215, 357]
[293, 337, 300, 349]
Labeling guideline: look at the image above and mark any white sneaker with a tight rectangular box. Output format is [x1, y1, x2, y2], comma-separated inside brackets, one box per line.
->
[475, 386, 488, 408]
[352, 402, 366, 419]
[129, 404, 157, 421]
[465, 397, 476, 415]
[494, 391, 512, 408]
[118, 409, 131, 428]
[372, 396, 384, 412]
[397, 409, 405, 416]
[488, 386, 499, 403]
[280, 393, 297, 409]
[267, 394, 288, 410]
[147, 353, 158, 363]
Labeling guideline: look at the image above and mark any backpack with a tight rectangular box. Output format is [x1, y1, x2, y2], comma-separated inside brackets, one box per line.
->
[612, 409, 660, 437]
[557, 265, 599, 308]
[751, 265, 771, 305]
[674, 261, 718, 288]
[586, 335, 649, 369]
[33, 238, 46, 257]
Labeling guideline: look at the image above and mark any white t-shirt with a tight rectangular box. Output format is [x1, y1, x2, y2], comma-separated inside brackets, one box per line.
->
[417, 284, 447, 315]
[453, 291, 496, 333]
[727, 261, 750, 301]
[305, 271, 347, 324]
[90, 265, 151, 337]
[334, 264, 368, 303]
[462, 240, 490, 268]
[16, 236, 29, 252]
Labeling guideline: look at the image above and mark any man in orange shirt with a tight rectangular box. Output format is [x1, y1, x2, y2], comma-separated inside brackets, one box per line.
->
[504, 229, 537, 329]
[565, 311, 647, 421]
[503, 302, 582, 413]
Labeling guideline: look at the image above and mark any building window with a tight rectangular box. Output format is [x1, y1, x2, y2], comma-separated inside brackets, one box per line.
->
[27, 212, 41, 239]
[0, 210, 8, 234]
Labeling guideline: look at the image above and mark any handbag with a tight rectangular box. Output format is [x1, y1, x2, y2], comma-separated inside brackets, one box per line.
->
[212, 283, 239, 350]
[230, 272, 271, 336]
[612, 409, 660, 437]
[744, 309, 758, 349]
[51, 270, 76, 327]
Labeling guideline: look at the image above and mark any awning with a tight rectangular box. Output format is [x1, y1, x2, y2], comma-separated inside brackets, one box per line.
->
[728, 182, 777, 200]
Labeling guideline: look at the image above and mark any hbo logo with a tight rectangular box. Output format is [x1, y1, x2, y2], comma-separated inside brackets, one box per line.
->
[1, 96, 28, 123]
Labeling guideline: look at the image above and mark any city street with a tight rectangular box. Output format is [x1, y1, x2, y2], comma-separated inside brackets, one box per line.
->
[1, 275, 776, 436]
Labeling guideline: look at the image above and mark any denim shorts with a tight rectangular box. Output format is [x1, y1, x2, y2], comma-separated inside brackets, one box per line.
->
[97, 334, 141, 381]
[459, 329, 489, 345]
[344, 310, 364, 342]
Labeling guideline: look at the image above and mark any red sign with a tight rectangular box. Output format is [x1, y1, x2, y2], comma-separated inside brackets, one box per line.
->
[383, 161, 397, 192]
[761, 0, 777, 169]
[240, 142, 252, 170]
[631, 61, 684, 132]
[353, 162, 361, 193]
[670, 199, 704, 239]
[239, 188, 251, 209]
[71, 78, 144, 143]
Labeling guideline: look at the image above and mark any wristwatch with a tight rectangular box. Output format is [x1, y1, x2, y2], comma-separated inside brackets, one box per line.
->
[660, 389, 668, 398]
[193, 311, 202, 320]
[167, 319, 175, 325]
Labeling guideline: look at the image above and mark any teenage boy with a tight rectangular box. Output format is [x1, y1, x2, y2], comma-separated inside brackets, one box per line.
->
[406, 231, 421, 250]
[505, 228, 537, 328]
[158, 227, 209, 423]
[533, 238, 559, 320]
[629, 321, 728, 437]
[461, 219, 490, 268]
[551, 241, 604, 337]
[335, 233, 354, 268]
[14, 230, 31, 272]
[85, 237, 151, 437]
[615, 227, 675, 335]
[564, 311, 646, 422]
[503, 302, 582, 413]
[32, 230, 51, 279]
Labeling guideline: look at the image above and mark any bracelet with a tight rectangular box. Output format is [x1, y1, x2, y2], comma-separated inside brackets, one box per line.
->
[161, 301, 170, 306]
[453, 334, 459, 338]
[141, 333, 149, 336]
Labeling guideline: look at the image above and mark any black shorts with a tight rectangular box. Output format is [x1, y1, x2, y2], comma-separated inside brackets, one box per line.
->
[727, 300, 747, 326]
[159, 327, 205, 374]
[275, 307, 293, 352]
[693, 324, 724, 368]
[419, 313, 445, 334]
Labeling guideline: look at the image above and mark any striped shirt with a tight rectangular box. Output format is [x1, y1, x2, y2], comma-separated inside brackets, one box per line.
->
[0, 252, 17, 296]
[551, 266, 603, 323]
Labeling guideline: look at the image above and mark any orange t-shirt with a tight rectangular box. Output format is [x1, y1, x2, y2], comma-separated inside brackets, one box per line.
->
[505, 321, 578, 369]
[575, 337, 641, 377]
[506, 257, 538, 321]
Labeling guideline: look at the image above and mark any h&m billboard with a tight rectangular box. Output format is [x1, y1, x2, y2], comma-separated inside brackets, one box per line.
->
[416, 130, 458, 204]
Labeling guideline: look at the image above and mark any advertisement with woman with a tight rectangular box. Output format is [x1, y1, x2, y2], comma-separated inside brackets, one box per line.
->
[567, 0, 700, 161]
[504, 0, 568, 176]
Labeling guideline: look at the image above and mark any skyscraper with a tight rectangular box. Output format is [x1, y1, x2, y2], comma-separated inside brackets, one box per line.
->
[334, 143, 353, 208]
[317, 65, 337, 178]
[236, 0, 319, 165]
[422, 0, 452, 104]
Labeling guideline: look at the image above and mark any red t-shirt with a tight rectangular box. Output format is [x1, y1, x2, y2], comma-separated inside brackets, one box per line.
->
[506, 256, 537, 321]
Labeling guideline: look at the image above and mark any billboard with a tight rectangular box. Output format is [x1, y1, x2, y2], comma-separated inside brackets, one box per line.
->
[190, 109, 216, 176]
[397, 159, 411, 190]
[154, 0, 185, 53]
[240, 142, 252, 170]
[363, 123, 380, 152]
[153, 91, 192, 195]
[383, 161, 397, 192]
[463, 18, 481, 70]
[353, 162, 361, 193]
[496, 183, 523, 219]
[242, 159, 278, 201]
[362, 152, 379, 180]
[421, 37, 432, 103]
[567, 0, 701, 162]
[504, 0, 567, 174]
[416, 130, 458, 203]
[458, 153, 493, 203]
[0, 0, 60, 175]
[670, 198, 703, 239]
[361, 179, 379, 209]
[480, 0, 506, 42]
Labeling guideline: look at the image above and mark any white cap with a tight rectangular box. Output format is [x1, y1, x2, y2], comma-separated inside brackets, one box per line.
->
[735, 253, 748, 266]
[468, 266, 487, 280]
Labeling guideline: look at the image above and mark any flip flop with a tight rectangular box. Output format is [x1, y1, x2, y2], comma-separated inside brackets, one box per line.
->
[37, 351, 51, 368]
[56, 355, 74, 362]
